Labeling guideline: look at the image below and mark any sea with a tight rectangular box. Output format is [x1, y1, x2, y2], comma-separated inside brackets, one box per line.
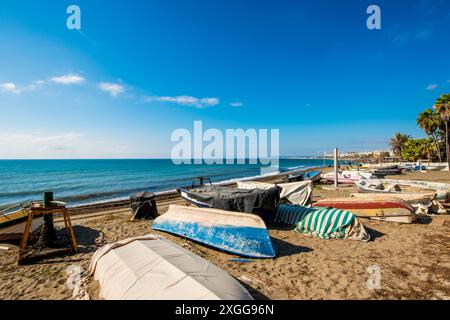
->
[0, 158, 333, 208]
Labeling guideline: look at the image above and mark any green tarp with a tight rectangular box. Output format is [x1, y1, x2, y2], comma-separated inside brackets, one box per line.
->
[274, 204, 370, 241]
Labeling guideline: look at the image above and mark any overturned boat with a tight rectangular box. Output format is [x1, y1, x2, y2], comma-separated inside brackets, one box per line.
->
[356, 179, 450, 202]
[350, 192, 446, 215]
[274, 204, 370, 241]
[321, 171, 373, 184]
[313, 198, 416, 224]
[89, 235, 254, 300]
[178, 180, 281, 216]
[236, 180, 313, 206]
[371, 167, 402, 178]
[283, 170, 321, 183]
[151, 205, 276, 258]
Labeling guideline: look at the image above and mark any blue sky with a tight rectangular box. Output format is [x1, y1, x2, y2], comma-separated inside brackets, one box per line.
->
[1, 0, 450, 159]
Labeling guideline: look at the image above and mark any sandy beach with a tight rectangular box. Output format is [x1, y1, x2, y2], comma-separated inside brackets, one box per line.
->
[1, 170, 449, 300]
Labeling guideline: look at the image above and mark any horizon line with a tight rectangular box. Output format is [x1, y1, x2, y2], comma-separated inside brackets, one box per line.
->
[0, 156, 331, 161]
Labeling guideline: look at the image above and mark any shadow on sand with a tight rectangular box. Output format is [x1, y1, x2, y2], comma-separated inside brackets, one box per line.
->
[365, 227, 385, 241]
[21, 225, 101, 265]
[416, 215, 433, 224]
[238, 280, 271, 300]
[70, 225, 102, 251]
[270, 236, 313, 257]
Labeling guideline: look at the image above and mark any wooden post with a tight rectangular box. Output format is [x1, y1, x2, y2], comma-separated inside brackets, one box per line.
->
[17, 209, 34, 265]
[334, 148, 338, 189]
[40, 191, 56, 246]
[44, 191, 53, 207]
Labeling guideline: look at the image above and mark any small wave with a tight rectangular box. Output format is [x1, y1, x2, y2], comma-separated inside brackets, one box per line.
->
[212, 170, 281, 186]
[286, 165, 305, 170]
[0, 160, 327, 208]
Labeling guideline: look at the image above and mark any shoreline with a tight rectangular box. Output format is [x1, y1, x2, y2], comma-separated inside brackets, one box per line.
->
[0, 159, 334, 211]
[66, 165, 327, 216]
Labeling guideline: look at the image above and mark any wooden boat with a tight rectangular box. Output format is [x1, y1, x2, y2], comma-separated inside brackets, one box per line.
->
[350, 192, 436, 204]
[371, 168, 402, 177]
[0, 209, 28, 229]
[89, 235, 253, 300]
[151, 205, 276, 258]
[283, 170, 321, 183]
[321, 171, 373, 184]
[356, 179, 450, 202]
[350, 192, 446, 215]
[313, 198, 416, 224]
[0, 200, 67, 229]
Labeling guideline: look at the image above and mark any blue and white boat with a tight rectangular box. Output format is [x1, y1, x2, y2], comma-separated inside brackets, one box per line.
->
[284, 170, 321, 183]
[151, 205, 276, 258]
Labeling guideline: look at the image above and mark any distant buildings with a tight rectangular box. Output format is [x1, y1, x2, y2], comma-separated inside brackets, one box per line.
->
[323, 150, 394, 159]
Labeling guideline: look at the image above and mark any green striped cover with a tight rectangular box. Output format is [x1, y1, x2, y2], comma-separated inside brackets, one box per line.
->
[274, 204, 370, 241]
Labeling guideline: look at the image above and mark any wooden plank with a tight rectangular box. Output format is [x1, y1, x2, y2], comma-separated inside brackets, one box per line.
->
[0, 218, 44, 242]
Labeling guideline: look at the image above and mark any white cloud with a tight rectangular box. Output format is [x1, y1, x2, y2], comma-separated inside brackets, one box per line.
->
[0, 132, 83, 158]
[26, 80, 46, 91]
[146, 95, 220, 108]
[98, 82, 124, 96]
[0, 82, 21, 94]
[426, 84, 438, 91]
[230, 102, 243, 107]
[157, 95, 198, 105]
[50, 74, 85, 85]
[200, 97, 220, 106]
[0, 132, 82, 147]
[0, 132, 152, 159]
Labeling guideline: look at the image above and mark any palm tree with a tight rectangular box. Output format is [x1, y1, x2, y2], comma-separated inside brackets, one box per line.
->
[422, 139, 437, 160]
[434, 94, 450, 168]
[390, 133, 411, 158]
[417, 108, 442, 162]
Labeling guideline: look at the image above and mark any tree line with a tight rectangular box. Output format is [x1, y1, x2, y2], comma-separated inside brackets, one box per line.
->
[390, 93, 450, 167]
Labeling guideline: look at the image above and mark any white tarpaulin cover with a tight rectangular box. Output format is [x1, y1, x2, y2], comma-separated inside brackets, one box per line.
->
[89, 235, 253, 300]
[237, 180, 313, 206]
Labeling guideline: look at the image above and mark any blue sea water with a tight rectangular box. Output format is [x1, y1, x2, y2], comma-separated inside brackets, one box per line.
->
[0, 159, 332, 208]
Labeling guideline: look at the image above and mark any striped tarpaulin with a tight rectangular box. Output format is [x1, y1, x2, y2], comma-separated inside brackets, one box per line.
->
[274, 204, 370, 241]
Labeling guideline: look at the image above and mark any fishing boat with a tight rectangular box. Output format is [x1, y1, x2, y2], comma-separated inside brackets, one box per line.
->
[313, 198, 416, 223]
[89, 234, 254, 300]
[0, 200, 67, 229]
[178, 180, 280, 215]
[321, 170, 373, 184]
[151, 205, 276, 258]
[350, 192, 436, 203]
[356, 179, 450, 202]
[350, 192, 446, 215]
[236, 180, 312, 206]
[283, 170, 321, 183]
[0, 208, 28, 229]
[371, 168, 402, 177]
[274, 204, 370, 241]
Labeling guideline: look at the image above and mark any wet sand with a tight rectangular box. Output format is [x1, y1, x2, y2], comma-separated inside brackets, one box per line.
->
[1, 170, 449, 300]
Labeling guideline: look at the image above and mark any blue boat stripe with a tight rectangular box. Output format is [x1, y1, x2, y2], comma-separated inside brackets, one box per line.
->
[152, 220, 276, 259]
